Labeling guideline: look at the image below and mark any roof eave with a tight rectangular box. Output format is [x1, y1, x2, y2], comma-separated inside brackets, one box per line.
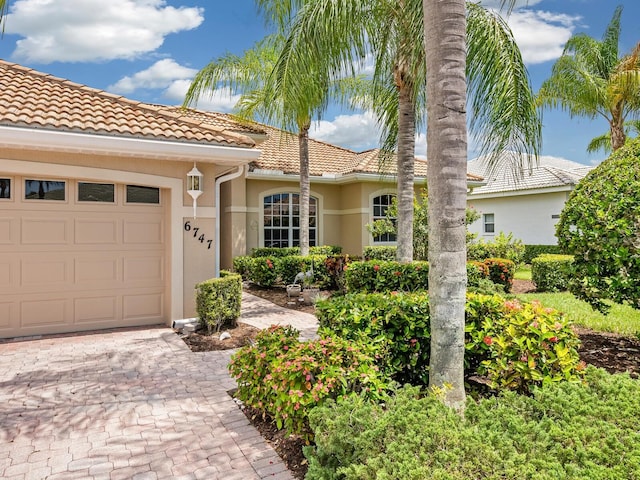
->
[0, 125, 261, 164]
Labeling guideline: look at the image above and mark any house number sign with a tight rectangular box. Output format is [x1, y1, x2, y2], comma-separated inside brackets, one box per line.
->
[184, 221, 213, 249]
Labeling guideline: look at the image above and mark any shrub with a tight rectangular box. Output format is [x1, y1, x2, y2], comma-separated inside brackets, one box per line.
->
[306, 369, 640, 480]
[556, 138, 640, 312]
[344, 260, 429, 293]
[467, 260, 489, 287]
[363, 245, 397, 261]
[309, 245, 342, 255]
[248, 256, 278, 287]
[483, 258, 516, 292]
[316, 292, 431, 384]
[323, 254, 353, 291]
[466, 294, 585, 392]
[523, 244, 563, 264]
[251, 245, 341, 257]
[229, 326, 390, 439]
[468, 232, 525, 265]
[195, 272, 242, 332]
[232, 255, 253, 280]
[531, 254, 574, 292]
[317, 292, 584, 393]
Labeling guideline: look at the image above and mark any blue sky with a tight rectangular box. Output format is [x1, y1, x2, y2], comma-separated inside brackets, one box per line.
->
[0, 0, 638, 165]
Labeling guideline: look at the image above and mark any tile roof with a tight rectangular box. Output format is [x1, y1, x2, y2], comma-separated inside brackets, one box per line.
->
[175, 110, 483, 181]
[0, 60, 256, 148]
[468, 153, 592, 195]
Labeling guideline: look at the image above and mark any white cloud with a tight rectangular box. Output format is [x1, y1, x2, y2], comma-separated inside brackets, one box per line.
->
[507, 10, 580, 64]
[108, 59, 197, 93]
[164, 80, 241, 112]
[5, 0, 203, 63]
[310, 111, 380, 151]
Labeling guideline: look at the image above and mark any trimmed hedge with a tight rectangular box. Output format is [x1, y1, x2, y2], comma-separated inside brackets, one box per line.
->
[531, 254, 574, 292]
[251, 245, 342, 257]
[523, 244, 563, 264]
[363, 245, 397, 261]
[195, 271, 242, 332]
[467, 232, 525, 265]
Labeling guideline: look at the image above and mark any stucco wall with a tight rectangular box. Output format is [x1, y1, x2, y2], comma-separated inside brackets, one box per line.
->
[467, 190, 570, 245]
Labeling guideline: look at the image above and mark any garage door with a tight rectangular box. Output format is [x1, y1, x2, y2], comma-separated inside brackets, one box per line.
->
[0, 177, 168, 338]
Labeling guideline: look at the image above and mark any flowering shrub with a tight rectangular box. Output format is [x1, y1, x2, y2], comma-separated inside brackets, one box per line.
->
[323, 254, 353, 291]
[316, 292, 431, 384]
[232, 255, 253, 280]
[247, 256, 278, 287]
[229, 325, 389, 439]
[482, 258, 516, 292]
[466, 294, 585, 393]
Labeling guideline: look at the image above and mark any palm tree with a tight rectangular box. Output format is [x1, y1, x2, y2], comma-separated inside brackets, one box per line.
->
[538, 5, 640, 152]
[183, 35, 331, 256]
[587, 119, 640, 155]
[258, 0, 541, 261]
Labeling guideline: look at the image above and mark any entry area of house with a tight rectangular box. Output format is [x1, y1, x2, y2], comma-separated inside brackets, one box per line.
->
[0, 176, 169, 338]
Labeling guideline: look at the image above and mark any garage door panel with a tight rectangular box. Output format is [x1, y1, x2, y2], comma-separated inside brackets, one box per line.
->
[0, 257, 17, 286]
[75, 296, 119, 323]
[124, 217, 164, 245]
[21, 298, 69, 327]
[75, 218, 119, 244]
[0, 302, 13, 329]
[123, 255, 164, 283]
[123, 292, 163, 320]
[0, 217, 15, 244]
[75, 256, 120, 285]
[21, 257, 71, 288]
[21, 217, 69, 245]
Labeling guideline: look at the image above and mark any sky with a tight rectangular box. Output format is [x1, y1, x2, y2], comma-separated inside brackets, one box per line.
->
[0, 0, 638, 166]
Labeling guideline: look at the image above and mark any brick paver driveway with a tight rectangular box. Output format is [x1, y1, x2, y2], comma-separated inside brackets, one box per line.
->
[0, 327, 293, 480]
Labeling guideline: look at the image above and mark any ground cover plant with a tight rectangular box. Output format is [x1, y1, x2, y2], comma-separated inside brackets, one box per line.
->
[305, 368, 640, 480]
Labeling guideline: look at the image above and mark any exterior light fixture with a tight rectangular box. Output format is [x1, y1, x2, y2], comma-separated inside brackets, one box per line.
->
[187, 163, 203, 218]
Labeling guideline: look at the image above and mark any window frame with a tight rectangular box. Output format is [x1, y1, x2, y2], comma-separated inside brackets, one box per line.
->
[24, 179, 67, 202]
[483, 213, 495, 234]
[262, 192, 318, 248]
[371, 193, 397, 244]
[125, 184, 161, 205]
[0, 178, 12, 200]
[77, 182, 116, 203]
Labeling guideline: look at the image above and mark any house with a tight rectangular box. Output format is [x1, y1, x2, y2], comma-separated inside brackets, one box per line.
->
[0, 60, 261, 338]
[466, 154, 593, 245]
[0, 60, 484, 338]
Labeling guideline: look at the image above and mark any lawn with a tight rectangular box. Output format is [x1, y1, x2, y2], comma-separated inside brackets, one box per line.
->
[518, 291, 640, 336]
[514, 264, 531, 280]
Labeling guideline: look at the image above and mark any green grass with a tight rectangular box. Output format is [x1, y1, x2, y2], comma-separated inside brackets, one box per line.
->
[514, 265, 531, 280]
[518, 291, 640, 336]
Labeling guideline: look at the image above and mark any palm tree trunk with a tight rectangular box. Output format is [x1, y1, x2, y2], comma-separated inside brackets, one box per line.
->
[424, 0, 467, 412]
[610, 109, 626, 150]
[299, 122, 311, 256]
[395, 70, 416, 263]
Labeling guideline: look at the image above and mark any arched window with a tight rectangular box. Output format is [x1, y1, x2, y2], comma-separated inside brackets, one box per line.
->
[372, 193, 397, 242]
[263, 193, 317, 247]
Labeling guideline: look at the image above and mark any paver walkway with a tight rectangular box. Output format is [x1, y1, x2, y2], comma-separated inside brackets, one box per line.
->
[0, 293, 318, 480]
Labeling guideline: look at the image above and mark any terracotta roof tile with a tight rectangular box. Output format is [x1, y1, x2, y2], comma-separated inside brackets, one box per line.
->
[0, 60, 255, 148]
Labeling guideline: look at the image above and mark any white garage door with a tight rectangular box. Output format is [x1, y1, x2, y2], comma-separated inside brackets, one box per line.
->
[0, 176, 168, 338]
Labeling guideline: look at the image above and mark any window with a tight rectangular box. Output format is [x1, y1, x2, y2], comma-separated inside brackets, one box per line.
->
[78, 182, 115, 203]
[25, 180, 65, 201]
[0, 178, 10, 199]
[126, 185, 160, 204]
[263, 193, 317, 248]
[372, 194, 397, 242]
[483, 213, 495, 234]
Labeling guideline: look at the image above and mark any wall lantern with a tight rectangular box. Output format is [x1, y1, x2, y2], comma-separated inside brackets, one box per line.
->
[187, 163, 203, 218]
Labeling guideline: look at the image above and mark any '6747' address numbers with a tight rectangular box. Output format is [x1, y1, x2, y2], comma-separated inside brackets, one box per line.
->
[184, 221, 213, 249]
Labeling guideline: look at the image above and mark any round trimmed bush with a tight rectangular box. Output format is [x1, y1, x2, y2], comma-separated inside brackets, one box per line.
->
[556, 138, 640, 311]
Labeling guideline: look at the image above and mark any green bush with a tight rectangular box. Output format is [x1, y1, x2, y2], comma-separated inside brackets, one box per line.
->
[531, 254, 574, 292]
[483, 257, 516, 292]
[316, 292, 431, 384]
[229, 325, 390, 439]
[306, 369, 640, 480]
[557, 138, 640, 312]
[363, 245, 397, 261]
[195, 272, 242, 332]
[232, 255, 253, 280]
[523, 244, 563, 264]
[317, 292, 584, 392]
[467, 232, 525, 265]
[467, 260, 489, 287]
[344, 260, 429, 293]
[251, 245, 341, 257]
[247, 256, 278, 287]
[323, 254, 353, 291]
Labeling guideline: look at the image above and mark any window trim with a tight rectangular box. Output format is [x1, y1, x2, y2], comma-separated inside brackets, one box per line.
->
[125, 184, 161, 205]
[370, 190, 398, 244]
[483, 213, 495, 234]
[24, 178, 67, 202]
[77, 181, 116, 203]
[0, 177, 12, 201]
[259, 189, 322, 248]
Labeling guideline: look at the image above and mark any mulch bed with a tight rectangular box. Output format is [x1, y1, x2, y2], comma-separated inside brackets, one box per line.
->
[179, 280, 640, 479]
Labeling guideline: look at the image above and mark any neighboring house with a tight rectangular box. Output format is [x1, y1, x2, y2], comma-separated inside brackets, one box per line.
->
[0, 61, 484, 338]
[466, 154, 593, 245]
[0, 60, 261, 338]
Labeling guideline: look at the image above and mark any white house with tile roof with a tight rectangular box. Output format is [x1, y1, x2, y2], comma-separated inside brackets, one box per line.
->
[466, 154, 593, 245]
